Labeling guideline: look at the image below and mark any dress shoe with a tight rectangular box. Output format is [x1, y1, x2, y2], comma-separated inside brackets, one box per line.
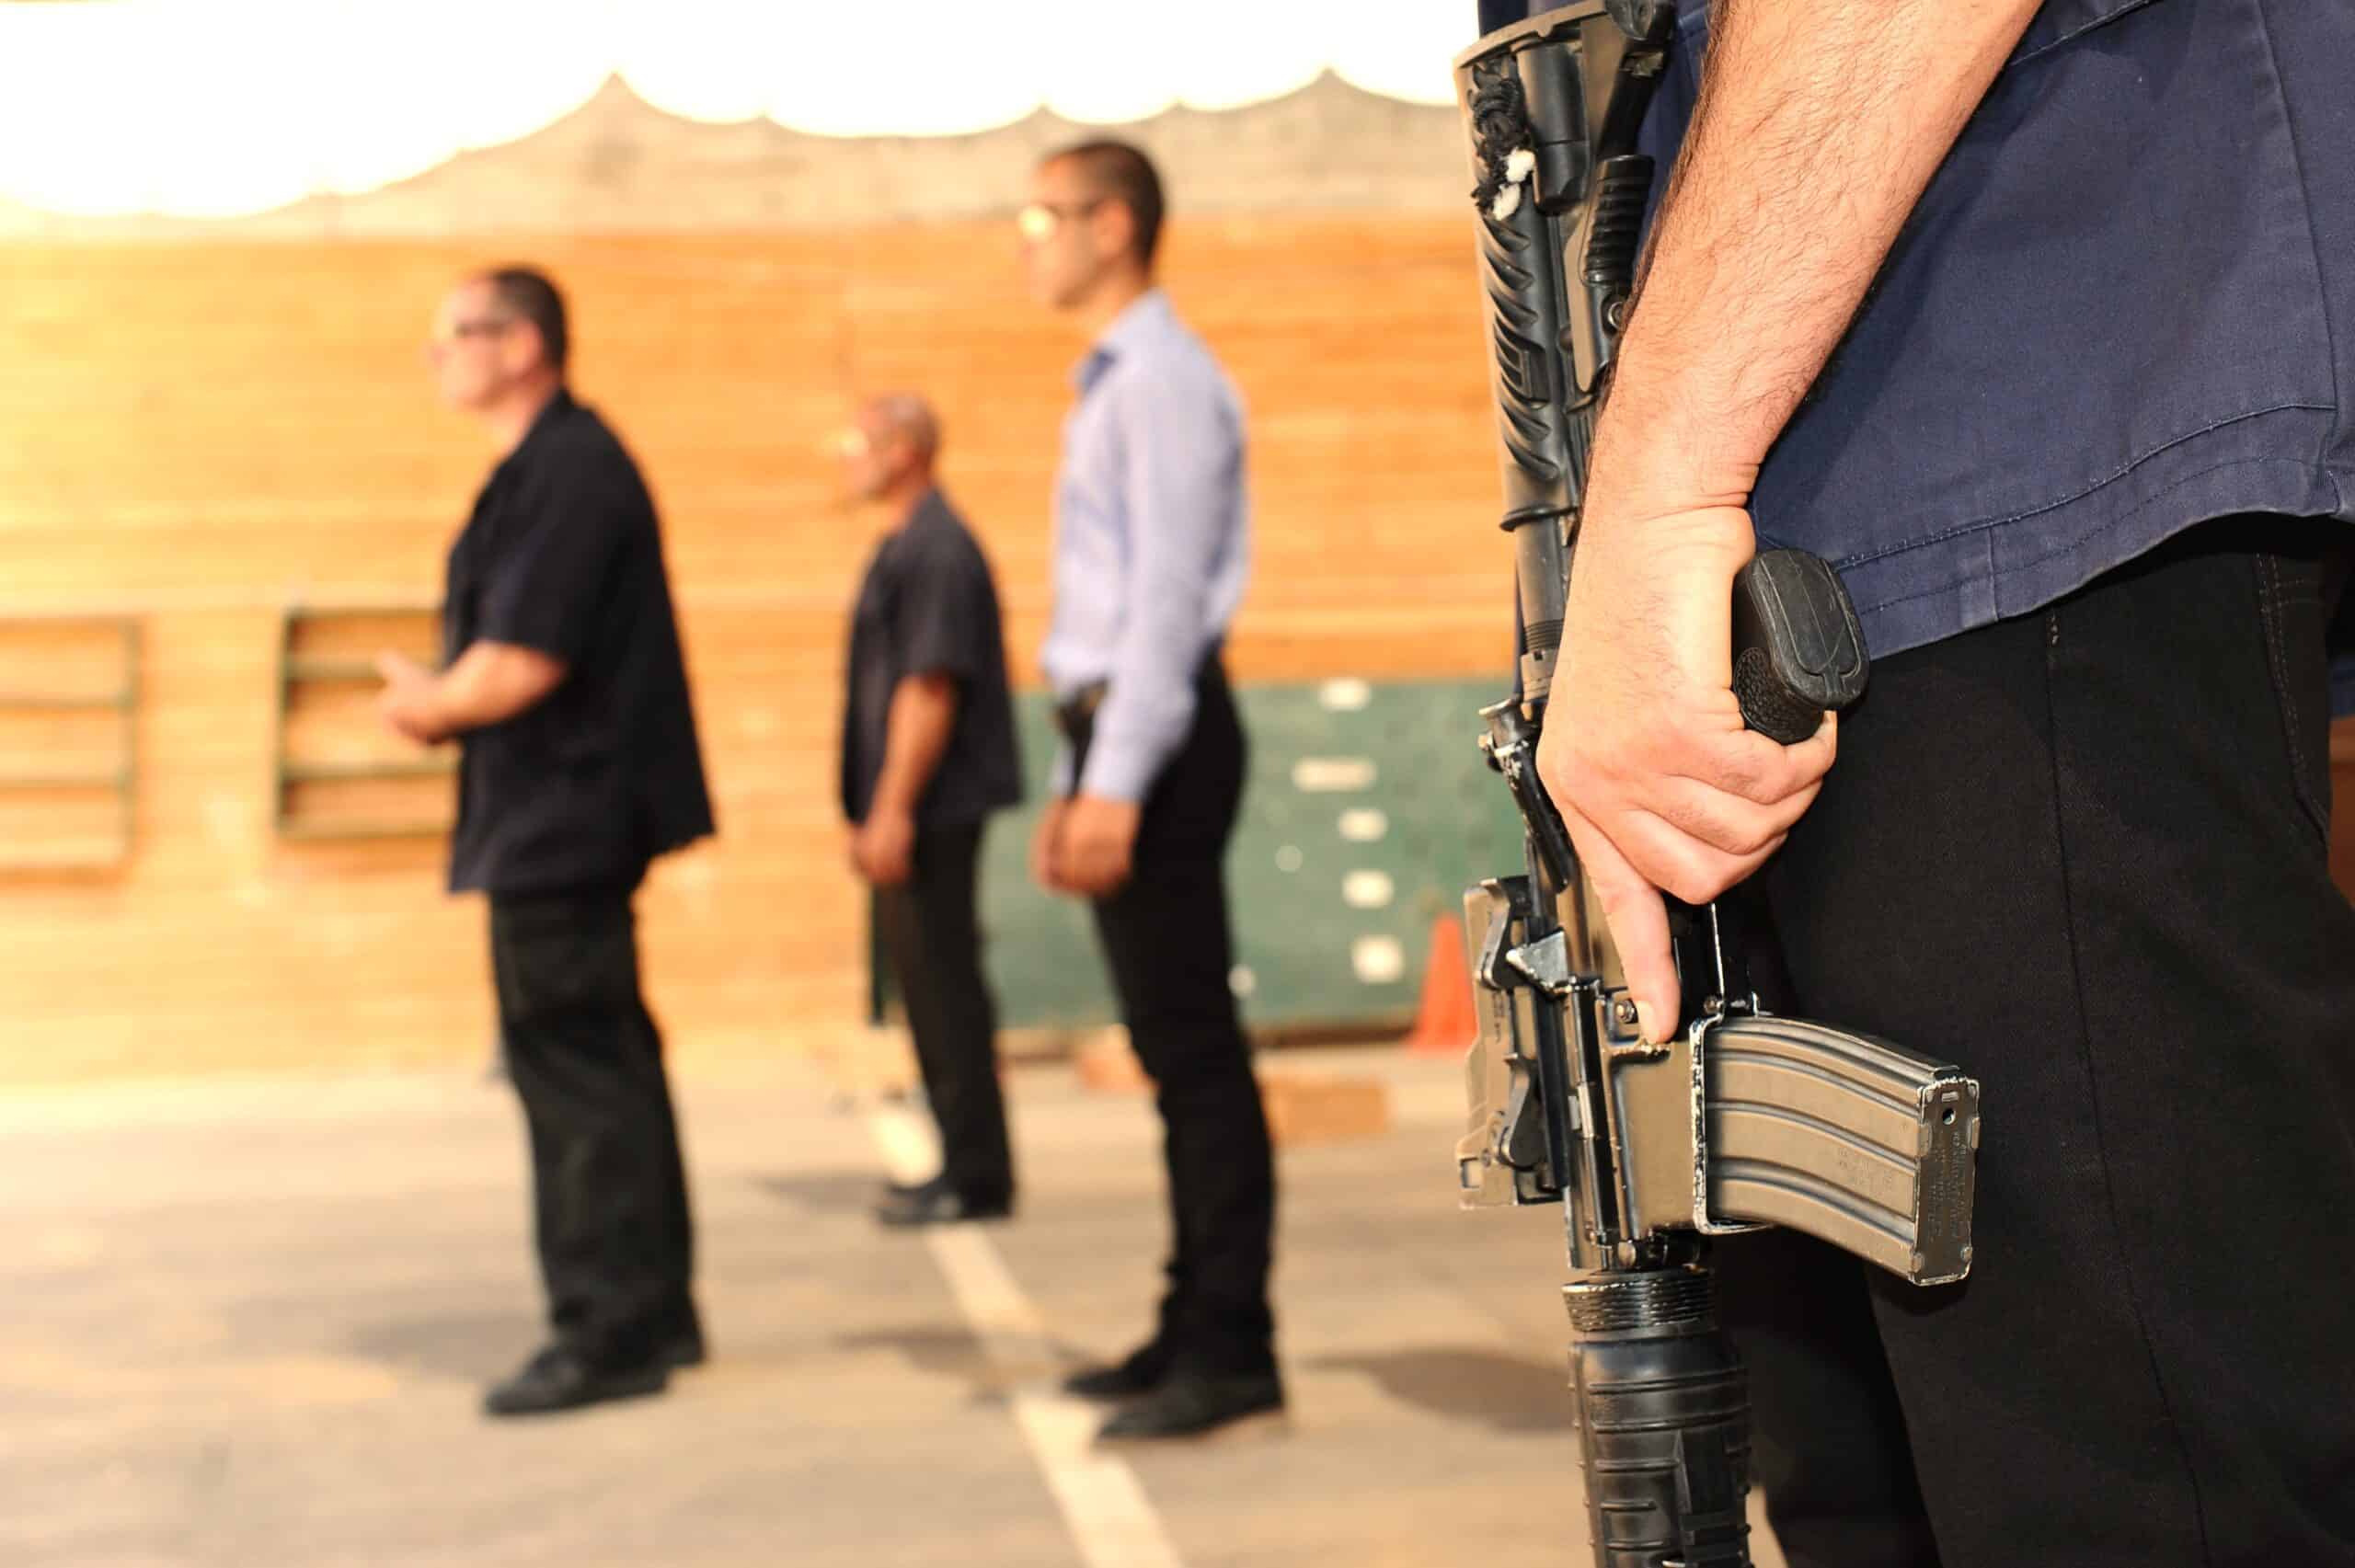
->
[1093, 1368, 1286, 1445]
[1062, 1338, 1175, 1402]
[874, 1177, 1012, 1228]
[656, 1318, 706, 1370]
[483, 1344, 668, 1418]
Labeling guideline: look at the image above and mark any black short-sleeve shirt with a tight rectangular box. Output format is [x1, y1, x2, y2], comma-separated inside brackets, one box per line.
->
[841, 489, 1023, 827]
[442, 390, 715, 896]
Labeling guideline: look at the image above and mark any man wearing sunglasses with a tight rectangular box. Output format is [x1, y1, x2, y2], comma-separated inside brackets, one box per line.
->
[1018, 142, 1281, 1445]
[383, 266, 714, 1418]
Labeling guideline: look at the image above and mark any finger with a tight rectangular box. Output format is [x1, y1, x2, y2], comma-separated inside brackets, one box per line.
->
[1648, 773, 1822, 859]
[1694, 712, 1840, 805]
[1561, 804, 1681, 1044]
[1610, 806, 1786, 908]
[1053, 838, 1090, 896]
[1074, 842, 1118, 897]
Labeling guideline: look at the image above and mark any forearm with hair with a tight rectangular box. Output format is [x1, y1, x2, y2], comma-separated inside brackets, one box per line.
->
[1594, 0, 2041, 510]
[869, 673, 959, 817]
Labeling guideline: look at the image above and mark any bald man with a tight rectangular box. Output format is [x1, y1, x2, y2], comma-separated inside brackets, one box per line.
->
[838, 395, 1023, 1225]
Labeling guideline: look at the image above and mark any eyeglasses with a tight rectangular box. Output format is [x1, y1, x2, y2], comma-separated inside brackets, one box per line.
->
[431, 315, 516, 348]
[1016, 199, 1106, 243]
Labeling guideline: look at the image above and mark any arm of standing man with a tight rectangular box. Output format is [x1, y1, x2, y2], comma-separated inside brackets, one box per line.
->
[378, 459, 626, 747]
[377, 643, 565, 742]
[1051, 362, 1241, 896]
[1535, 0, 2041, 1043]
[852, 673, 959, 888]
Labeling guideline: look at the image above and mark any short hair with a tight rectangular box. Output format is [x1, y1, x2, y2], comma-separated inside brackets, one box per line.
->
[867, 393, 941, 467]
[477, 265, 569, 373]
[1046, 139, 1165, 268]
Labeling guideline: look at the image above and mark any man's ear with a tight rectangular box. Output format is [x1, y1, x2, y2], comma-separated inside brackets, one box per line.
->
[1094, 199, 1136, 266]
[507, 323, 550, 379]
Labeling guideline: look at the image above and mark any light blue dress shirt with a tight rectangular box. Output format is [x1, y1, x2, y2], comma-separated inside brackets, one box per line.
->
[1041, 288, 1251, 801]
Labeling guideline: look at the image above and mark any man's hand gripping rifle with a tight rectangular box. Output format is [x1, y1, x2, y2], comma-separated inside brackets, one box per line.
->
[1452, 6, 1982, 1564]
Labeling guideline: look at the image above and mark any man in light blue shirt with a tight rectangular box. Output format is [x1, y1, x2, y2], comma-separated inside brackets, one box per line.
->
[1019, 139, 1281, 1445]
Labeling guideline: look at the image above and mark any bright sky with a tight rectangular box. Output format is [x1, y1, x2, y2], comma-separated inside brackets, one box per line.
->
[0, 0, 1465, 219]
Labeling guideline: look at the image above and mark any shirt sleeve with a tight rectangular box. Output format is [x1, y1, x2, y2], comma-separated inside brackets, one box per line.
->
[1078, 361, 1242, 803]
[891, 535, 989, 685]
[476, 452, 634, 666]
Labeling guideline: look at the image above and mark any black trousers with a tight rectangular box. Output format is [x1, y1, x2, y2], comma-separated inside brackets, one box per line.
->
[489, 886, 696, 1369]
[1731, 518, 2355, 1566]
[872, 820, 1014, 1202]
[1073, 660, 1278, 1374]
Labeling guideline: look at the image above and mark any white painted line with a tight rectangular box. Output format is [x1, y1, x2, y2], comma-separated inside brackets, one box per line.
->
[1342, 870, 1396, 910]
[1338, 807, 1389, 843]
[866, 1108, 1187, 1568]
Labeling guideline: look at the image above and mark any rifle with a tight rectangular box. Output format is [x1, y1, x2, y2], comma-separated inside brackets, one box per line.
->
[1450, 6, 1983, 1563]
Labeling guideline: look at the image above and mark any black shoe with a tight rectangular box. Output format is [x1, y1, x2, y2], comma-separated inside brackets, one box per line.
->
[656, 1317, 706, 1370]
[483, 1345, 668, 1418]
[874, 1177, 1012, 1229]
[1063, 1339, 1176, 1402]
[1093, 1369, 1286, 1445]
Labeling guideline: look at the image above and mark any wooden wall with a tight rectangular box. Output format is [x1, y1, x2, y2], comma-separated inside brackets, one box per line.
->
[3, 226, 2350, 1082]
[0, 221, 1511, 1082]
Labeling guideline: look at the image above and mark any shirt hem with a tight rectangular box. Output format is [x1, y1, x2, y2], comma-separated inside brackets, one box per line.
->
[1831, 410, 2348, 663]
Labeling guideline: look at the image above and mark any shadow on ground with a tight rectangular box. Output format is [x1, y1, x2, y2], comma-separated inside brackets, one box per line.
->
[833, 1324, 1084, 1402]
[754, 1169, 887, 1216]
[344, 1309, 536, 1383]
[1306, 1346, 1574, 1432]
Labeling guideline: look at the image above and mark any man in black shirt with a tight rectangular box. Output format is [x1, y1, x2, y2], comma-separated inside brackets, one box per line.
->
[379, 266, 715, 1417]
[838, 394, 1024, 1226]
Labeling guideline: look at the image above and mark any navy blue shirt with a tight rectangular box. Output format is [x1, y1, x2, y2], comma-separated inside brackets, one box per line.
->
[1639, 0, 2355, 705]
[840, 488, 1023, 828]
[442, 391, 715, 896]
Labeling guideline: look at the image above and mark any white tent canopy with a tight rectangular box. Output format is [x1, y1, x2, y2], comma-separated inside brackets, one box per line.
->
[0, 0, 1464, 219]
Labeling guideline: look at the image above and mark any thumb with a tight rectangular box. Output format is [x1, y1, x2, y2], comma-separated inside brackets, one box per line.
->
[1563, 805, 1682, 1045]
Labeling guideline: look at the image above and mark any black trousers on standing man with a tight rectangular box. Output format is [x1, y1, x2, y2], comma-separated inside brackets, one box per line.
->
[872, 821, 1016, 1205]
[1729, 517, 2355, 1567]
[1068, 658, 1278, 1377]
[490, 885, 697, 1371]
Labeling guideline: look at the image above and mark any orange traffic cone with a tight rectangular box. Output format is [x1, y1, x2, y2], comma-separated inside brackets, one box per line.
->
[1403, 912, 1477, 1056]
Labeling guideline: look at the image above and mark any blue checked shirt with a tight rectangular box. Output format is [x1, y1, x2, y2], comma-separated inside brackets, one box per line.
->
[1041, 289, 1251, 799]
